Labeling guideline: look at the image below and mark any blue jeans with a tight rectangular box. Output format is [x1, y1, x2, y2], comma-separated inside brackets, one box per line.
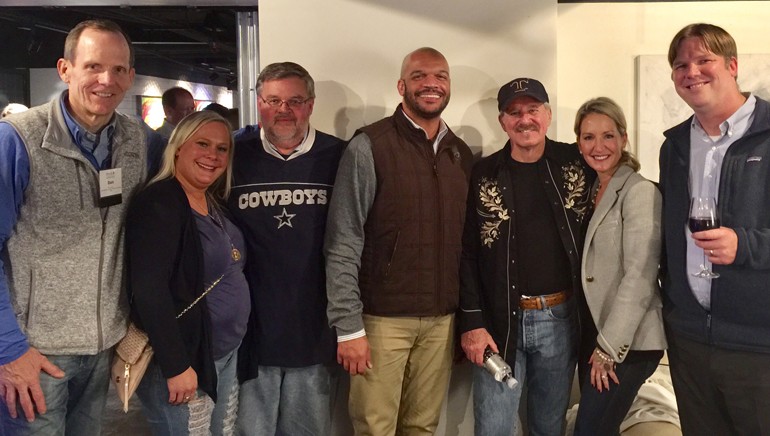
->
[473, 297, 577, 436]
[236, 364, 333, 436]
[573, 351, 662, 436]
[137, 348, 239, 436]
[0, 350, 111, 436]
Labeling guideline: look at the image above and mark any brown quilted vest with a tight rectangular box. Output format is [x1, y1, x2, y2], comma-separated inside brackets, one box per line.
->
[358, 107, 472, 316]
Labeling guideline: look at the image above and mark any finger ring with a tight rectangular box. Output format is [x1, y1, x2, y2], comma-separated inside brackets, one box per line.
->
[709, 249, 714, 256]
[601, 375, 607, 380]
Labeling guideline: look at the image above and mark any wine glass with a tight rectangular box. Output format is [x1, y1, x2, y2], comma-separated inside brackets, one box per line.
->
[689, 197, 720, 278]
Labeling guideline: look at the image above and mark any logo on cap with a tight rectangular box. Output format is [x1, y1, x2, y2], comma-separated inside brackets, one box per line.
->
[510, 78, 529, 92]
[497, 77, 549, 112]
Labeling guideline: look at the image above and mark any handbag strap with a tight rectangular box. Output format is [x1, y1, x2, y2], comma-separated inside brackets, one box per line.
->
[176, 274, 225, 319]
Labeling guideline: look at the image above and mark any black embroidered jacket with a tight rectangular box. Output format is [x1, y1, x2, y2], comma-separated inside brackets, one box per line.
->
[458, 138, 595, 367]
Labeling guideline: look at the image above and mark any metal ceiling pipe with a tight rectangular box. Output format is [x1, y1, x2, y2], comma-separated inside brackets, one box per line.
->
[236, 10, 258, 128]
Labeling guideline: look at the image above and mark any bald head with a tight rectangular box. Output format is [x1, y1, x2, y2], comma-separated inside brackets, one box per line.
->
[400, 47, 447, 79]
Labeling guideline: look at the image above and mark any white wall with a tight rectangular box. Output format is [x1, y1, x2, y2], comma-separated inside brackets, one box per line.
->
[257, 1, 770, 182]
[556, 1, 770, 181]
[29, 69, 232, 124]
[259, 0, 559, 159]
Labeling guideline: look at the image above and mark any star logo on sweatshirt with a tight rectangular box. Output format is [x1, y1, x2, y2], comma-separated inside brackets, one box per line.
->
[274, 208, 296, 229]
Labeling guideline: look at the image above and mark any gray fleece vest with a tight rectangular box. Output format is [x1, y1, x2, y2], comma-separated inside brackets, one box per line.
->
[2, 95, 147, 355]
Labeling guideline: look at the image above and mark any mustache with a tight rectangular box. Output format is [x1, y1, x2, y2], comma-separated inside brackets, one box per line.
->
[515, 123, 539, 132]
[416, 87, 445, 97]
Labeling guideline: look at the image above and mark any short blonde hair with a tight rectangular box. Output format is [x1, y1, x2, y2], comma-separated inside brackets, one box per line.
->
[149, 111, 235, 201]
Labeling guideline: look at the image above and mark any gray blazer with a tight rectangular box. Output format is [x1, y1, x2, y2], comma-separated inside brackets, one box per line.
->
[581, 165, 667, 362]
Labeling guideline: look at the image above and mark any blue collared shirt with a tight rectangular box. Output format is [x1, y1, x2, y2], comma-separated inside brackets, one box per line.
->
[686, 93, 756, 309]
[59, 94, 116, 170]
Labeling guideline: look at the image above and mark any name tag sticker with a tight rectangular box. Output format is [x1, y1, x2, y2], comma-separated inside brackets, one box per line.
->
[99, 168, 122, 207]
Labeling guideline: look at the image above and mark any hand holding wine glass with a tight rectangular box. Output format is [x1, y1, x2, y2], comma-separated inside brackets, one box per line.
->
[689, 197, 720, 278]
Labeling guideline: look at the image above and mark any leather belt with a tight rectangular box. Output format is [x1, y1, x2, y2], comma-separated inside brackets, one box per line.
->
[519, 290, 572, 310]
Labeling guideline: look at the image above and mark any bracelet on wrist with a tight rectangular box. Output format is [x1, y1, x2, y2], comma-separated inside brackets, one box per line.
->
[593, 347, 615, 372]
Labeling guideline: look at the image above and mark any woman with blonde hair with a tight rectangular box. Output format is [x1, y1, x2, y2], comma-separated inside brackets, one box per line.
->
[573, 97, 666, 435]
[126, 111, 250, 435]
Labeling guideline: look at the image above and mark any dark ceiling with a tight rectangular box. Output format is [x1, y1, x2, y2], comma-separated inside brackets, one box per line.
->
[0, 6, 255, 89]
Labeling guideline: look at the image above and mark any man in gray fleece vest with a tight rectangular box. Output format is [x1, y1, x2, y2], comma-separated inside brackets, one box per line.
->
[0, 20, 147, 435]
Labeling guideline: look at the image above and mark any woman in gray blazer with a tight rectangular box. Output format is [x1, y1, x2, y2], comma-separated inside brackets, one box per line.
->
[572, 97, 667, 435]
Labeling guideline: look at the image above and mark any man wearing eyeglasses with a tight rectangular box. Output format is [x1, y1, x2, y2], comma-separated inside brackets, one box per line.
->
[325, 47, 473, 435]
[228, 62, 344, 436]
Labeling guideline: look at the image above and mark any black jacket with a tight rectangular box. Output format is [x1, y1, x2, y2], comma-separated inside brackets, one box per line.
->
[659, 96, 770, 353]
[126, 178, 218, 401]
[459, 139, 594, 366]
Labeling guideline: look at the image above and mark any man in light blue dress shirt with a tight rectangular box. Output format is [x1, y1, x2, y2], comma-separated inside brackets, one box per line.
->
[659, 22, 770, 435]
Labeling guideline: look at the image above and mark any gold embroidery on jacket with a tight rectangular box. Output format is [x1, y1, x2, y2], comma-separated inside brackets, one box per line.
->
[477, 178, 510, 248]
[562, 161, 588, 220]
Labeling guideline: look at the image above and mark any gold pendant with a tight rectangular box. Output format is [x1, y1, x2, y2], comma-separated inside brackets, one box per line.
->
[232, 248, 241, 261]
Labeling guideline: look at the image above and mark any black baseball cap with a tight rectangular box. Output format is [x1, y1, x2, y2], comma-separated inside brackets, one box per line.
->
[497, 78, 549, 112]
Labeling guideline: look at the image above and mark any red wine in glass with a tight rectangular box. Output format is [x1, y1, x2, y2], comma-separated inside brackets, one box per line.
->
[689, 197, 720, 278]
[688, 217, 720, 233]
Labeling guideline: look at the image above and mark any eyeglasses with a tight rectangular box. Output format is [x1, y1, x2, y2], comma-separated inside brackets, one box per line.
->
[259, 96, 310, 109]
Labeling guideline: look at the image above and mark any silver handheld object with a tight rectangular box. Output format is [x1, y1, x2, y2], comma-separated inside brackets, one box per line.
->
[483, 347, 518, 389]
